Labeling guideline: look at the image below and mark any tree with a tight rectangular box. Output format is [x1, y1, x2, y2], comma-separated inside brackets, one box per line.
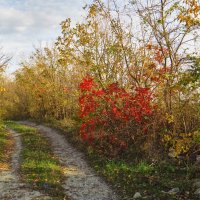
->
[0, 48, 10, 73]
[133, 0, 200, 113]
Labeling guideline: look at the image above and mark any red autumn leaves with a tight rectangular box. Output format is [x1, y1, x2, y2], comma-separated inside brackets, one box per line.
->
[79, 76, 153, 156]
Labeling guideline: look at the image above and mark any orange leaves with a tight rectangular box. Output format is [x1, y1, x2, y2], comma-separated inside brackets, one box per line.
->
[146, 44, 169, 64]
[63, 87, 68, 93]
[178, 0, 200, 26]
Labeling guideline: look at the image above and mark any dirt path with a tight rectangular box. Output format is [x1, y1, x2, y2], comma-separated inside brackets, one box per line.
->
[20, 121, 118, 200]
[0, 129, 50, 200]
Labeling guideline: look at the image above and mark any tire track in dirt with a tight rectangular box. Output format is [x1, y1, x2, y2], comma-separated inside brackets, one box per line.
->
[0, 129, 51, 200]
[20, 121, 118, 200]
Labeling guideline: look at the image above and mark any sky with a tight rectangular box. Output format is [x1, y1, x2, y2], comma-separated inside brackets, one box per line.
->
[0, 0, 93, 73]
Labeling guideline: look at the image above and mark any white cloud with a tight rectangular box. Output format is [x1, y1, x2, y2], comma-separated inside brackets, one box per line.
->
[0, 0, 93, 73]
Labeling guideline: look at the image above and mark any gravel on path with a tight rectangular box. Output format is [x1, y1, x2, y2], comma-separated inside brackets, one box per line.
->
[0, 129, 51, 200]
[20, 121, 118, 200]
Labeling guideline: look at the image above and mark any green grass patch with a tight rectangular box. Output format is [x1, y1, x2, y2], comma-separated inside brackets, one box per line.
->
[26, 121, 200, 199]
[6, 121, 67, 199]
[88, 152, 199, 200]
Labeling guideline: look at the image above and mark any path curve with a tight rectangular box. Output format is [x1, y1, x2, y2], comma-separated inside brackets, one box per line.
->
[20, 121, 118, 200]
[0, 129, 51, 200]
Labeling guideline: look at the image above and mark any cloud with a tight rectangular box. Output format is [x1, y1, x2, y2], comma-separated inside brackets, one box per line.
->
[0, 0, 93, 73]
[0, 7, 33, 34]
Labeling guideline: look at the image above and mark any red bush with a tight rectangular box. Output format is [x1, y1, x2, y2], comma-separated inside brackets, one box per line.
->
[79, 76, 154, 157]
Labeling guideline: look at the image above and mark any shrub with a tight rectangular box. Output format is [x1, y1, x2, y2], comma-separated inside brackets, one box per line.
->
[79, 76, 154, 158]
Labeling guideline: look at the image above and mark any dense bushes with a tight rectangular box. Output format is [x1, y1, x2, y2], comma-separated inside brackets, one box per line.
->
[79, 76, 153, 158]
[0, 1, 199, 199]
[0, 0, 199, 163]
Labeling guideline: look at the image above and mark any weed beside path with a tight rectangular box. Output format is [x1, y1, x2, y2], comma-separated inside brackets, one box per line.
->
[6, 121, 67, 199]
[49, 121, 200, 200]
[19, 121, 118, 200]
[0, 122, 13, 170]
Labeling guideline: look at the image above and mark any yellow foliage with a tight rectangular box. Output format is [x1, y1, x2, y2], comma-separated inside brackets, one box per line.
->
[0, 87, 6, 92]
[165, 113, 174, 124]
[88, 4, 98, 17]
[163, 131, 199, 158]
[178, 0, 200, 26]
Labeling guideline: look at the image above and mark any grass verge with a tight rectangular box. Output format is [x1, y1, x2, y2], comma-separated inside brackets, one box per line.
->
[0, 121, 13, 170]
[49, 120, 200, 200]
[6, 121, 67, 199]
[88, 153, 200, 200]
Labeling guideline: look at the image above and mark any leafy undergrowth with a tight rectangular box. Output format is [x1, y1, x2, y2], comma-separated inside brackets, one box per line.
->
[6, 121, 67, 199]
[50, 121, 200, 200]
[0, 122, 13, 170]
[88, 154, 200, 200]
